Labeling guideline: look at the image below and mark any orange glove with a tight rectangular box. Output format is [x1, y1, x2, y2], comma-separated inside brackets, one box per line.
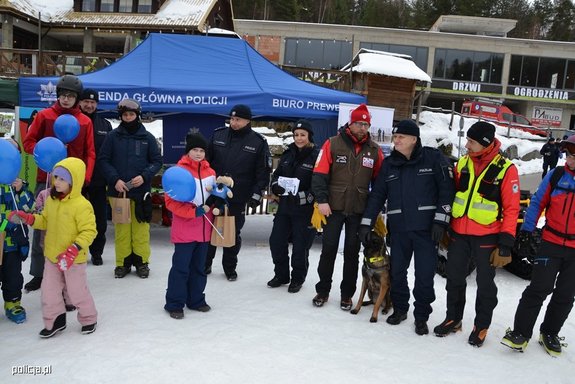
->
[490, 247, 511, 268]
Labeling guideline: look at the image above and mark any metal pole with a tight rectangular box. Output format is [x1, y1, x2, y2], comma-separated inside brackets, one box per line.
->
[38, 12, 42, 75]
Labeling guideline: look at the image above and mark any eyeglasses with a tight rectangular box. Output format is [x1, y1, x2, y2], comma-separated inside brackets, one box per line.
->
[59, 92, 77, 99]
[354, 122, 370, 128]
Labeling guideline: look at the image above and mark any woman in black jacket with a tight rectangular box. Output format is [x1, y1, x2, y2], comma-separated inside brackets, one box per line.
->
[267, 120, 319, 293]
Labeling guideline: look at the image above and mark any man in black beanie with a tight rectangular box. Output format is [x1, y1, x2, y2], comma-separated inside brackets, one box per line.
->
[359, 119, 455, 334]
[433, 121, 520, 347]
[79, 88, 113, 266]
[205, 104, 271, 281]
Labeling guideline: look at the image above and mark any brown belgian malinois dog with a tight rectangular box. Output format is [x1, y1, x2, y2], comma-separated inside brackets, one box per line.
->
[351, 231, 392, 323]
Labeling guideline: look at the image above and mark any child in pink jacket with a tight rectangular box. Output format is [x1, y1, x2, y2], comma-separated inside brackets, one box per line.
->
[164, 132, 216, 319]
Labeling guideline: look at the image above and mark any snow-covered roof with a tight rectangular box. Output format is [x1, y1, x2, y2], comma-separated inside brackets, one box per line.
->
[342, 48, 431, 83]
[6, 0, 215, 28]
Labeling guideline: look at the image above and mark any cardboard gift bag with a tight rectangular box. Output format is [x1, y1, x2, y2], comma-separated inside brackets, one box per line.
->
[110, 192, 131, 224]
[210, 206, 236, 247]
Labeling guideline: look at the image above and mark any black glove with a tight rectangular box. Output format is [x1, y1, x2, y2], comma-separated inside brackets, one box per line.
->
[358, 225, 372, 247]
[247, 197, 261, 209]
[517, 230, 532, 245]
[431, 223, 446, 243]
[271, 183, 285, 196]
[135, 192, 153, 223]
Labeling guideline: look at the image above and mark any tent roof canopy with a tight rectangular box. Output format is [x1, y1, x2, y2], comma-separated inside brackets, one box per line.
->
[19, 33, 364, 120]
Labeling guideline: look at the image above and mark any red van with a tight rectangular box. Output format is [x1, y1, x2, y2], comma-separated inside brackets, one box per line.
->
[461, 99, 546, 137]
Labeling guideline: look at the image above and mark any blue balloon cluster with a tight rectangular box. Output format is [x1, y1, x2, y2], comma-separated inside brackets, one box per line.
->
[54, 114, 80, 144]
[34, 137, 67, 173]
[162, 166, 196, 202]
[0, 139, 22, 184]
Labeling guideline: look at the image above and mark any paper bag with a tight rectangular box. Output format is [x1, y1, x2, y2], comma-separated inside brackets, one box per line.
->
[110, 192, 131, 224]
[210, 206, 236, 247]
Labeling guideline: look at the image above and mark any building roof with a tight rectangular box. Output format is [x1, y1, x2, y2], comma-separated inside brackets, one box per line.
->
[3, 0, 216, 30]
[430, 15, 517, 37]
[342, 48, 431, 83]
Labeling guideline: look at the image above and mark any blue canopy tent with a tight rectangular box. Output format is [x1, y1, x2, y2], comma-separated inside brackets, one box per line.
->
[19, 33, 365, 162]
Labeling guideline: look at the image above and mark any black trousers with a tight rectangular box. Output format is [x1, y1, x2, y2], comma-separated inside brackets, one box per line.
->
[269, 212, 315, 283]
[513, 240, 575, 339]
[205, 202, 246, 275]
[389, 230, 438, 321]
[86, 184, 108, 258]
[315, 211, 361, 299]
[29, 182, 46, 278]
[0, 251, 24, 302]
[445, 232, 498, 329]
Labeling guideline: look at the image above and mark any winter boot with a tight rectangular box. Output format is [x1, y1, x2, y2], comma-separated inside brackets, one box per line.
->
[168, 309, 184, 320]
[288, 281, 303, 293]
[136, 263, 150, 279]
[39, 313, 66, 338]
[386, 311, 407, 325]
[434, 319, 462, 337]
[340, 297, 353, 311]
[91, 254, 103, 266]
[114, 266, 130, 278]
[4, 301, 26, 324]
[226, 271, 238, 281]
[468, 326, 488, 347]
[415, 320, 429, 335]
[312, 294, 329, 307]
[81, 323, 97, 334]
[501, 328, 529, 352]
[539, 333, 566, 357]
[267, 276, 289, 288]
[24, 276, 42, 292]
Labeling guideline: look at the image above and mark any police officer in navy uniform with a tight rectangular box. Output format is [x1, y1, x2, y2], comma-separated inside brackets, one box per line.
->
[79, 88, 113, 266]
[359, 120, 455, 335]
[267, 120, 319, 293]
[205, 104, 271, 281]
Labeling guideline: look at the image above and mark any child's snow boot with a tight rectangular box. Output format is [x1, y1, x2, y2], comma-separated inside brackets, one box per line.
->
[4, 301, 26, 324]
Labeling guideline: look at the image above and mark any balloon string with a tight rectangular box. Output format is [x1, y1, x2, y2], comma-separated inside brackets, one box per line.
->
[9, 186, 27, 238]
[203, 214, 224, 239]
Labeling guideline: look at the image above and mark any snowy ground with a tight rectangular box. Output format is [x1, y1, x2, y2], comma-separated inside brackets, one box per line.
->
[1, 214, 573, 384]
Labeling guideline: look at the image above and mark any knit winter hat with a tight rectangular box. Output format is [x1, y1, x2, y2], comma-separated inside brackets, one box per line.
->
[80, 88, 99, 102]
[230, 104, 252, 120]
[350, 104, 371, 125]
[52, 166, 73, 185]
[392, 119, 420, 137]
[293, 119, 314, 142]
[467, 121, 495, 147]
[185, 131, 208, 153]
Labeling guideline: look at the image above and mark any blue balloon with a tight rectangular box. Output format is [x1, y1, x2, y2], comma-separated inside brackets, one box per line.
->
[54, 114, 80, 144]
[162, 166, 196, 202]
[0, 139, 22, 184]
[34, 137, 67, 173]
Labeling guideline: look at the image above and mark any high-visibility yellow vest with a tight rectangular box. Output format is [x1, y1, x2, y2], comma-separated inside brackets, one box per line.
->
[452, 154, 513, 225]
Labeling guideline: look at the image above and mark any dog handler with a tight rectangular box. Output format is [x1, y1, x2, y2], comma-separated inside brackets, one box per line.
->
[359, 120, 454, 335]
[433, 121, 520, 347]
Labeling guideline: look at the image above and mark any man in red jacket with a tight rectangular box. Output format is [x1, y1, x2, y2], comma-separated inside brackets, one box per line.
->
[22, 74, 96, 292]
[311, 104, 384, 311]
[433, 121, 520, 347]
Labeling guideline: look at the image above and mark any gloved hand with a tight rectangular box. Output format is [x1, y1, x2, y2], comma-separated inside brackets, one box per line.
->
[517, 230, 532, 245]
[247, 197, 261, 209]
[7, 211, 35, 226]
[310, 203, 326, 230]
[271, 183, 285, 196]
[358, 224, 372, 247]
[57, 244, 80, 271]
[490, 246, 512, 268]
[431, 223, 447, 243]
[195, 205, 210, 217]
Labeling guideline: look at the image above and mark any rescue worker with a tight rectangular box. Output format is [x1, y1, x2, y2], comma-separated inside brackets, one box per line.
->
[501, 135, 575, 357]
[311, 103, 383, 311]
[267, 120, 319, 293]
[204, 104, 271, 281]
[79, 89, 112, 266]
[359, 119, 455, 335]
[434, 121, 520, 347]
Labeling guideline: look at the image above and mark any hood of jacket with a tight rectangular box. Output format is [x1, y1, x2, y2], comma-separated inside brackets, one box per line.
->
[52, 157, 86, 200]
